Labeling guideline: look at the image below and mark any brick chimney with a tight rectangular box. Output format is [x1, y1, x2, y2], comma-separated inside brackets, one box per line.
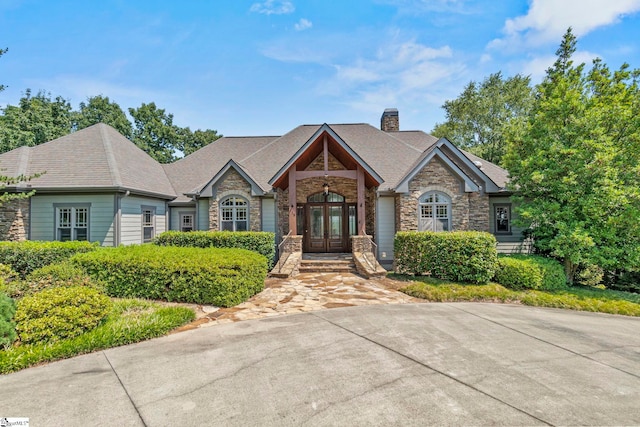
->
[380, 108, 399, 132]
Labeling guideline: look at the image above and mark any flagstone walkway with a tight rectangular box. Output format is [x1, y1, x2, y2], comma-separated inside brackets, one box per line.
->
[176, 273, 421, 331]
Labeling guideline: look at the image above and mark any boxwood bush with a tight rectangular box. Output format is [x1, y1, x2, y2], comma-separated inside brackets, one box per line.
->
[3, 263, 102, 299]
[494, 255, 567, 291]
[0, 241, 99, 278]
[0, 292, 17, 349]
[14, 286, 112, 345]
[71, 245, 268, 307]
[153, 231, 275, 268]
[394, 231, 498, 284]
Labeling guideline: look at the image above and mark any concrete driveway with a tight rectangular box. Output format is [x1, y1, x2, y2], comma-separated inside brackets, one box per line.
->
[1, 303, 639, 426]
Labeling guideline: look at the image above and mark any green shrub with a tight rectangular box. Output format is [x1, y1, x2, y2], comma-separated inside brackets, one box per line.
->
[494, 256, 543, 290]
[72, 245, 268, 307]
[0, 263, 19, 295]
[14, 287, 112, 345]
[0, 241, 99, 278]
[0, 292, 17, 349]
[576, 264, 604, 287]
[495, 255, 566, 291]
[606, 270, 640, 294]
[394, 231, 498, 284]
[153, 231, 275, 267]
[12, 263, 101, 298]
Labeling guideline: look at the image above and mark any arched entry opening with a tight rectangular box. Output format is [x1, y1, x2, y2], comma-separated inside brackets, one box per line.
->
[298, 191, 356, 252]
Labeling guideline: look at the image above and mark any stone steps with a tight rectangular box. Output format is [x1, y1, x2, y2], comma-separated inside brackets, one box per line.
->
[298, 259, 358, 274]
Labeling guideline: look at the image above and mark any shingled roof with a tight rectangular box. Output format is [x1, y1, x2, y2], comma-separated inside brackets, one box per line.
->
[0, 120, 510, 201]
[0, 123, 176, 199]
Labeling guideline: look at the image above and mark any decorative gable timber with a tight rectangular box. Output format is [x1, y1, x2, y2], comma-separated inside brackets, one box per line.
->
[268, 124, 383, 188]
[189, 159, 266, 198]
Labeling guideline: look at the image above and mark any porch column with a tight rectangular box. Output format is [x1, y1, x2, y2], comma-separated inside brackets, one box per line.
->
[288, 165, 297, 235]
[357, 165, 366, 235]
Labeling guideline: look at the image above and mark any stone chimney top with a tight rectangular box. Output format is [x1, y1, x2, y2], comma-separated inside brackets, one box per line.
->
[380, 108, 399, 132]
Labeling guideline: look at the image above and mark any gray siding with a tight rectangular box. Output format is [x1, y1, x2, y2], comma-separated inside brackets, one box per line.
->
[198, 199, 209, 231]
[169, 207, 196, 231]
[261, 198, 276, 233]
[489, 196, 531, 254]
[30, 194, 115, 246]
[376, 196, 395, 262]
[120, 196, 167, 245]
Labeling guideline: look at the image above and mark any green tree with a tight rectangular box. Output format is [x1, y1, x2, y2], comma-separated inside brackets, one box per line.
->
[432, 72, 533, 166]
[74, 95, 132, 138]
[128, 102, 179, 163]
[0, 89, 73, 153]
[176, 127, 221, 156]
[504, 28, 640, 283]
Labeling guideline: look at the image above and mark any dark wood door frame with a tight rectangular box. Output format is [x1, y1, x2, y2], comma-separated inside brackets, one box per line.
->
[301, 202, 356, 253]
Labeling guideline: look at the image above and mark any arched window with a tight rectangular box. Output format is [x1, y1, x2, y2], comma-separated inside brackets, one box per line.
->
[419, 191, 451, 232]
[220, 196, 248, 231]
[307, 192, 345, 203]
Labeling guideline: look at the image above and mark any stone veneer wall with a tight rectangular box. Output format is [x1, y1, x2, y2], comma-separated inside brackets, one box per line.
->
[0, 198, 30, 241]
[397, 157, 489, 232]
[208, 169, 261, 231]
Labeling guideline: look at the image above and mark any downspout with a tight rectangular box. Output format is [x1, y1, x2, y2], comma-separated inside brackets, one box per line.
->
[193, 195, 199, 231]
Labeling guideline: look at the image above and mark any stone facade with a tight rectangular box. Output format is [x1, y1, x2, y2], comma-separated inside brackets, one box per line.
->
[208, 169, 261, 232]
[397, 157, 489, 232]
[0, 198, 30, 241]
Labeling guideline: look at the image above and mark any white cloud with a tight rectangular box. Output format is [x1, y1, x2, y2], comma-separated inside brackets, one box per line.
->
[320, 38, 464, 114]
[489, 0, 640, 51]
[249, 0, 294, 15]
[294, 18, 312, 31]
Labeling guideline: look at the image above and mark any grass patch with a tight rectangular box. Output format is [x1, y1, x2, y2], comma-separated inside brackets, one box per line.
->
[0, 299, 195, 374]
[393, 274, 640, 317]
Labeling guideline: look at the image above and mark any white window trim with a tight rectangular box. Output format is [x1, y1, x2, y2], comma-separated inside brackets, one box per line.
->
[219, 195, 249, 232]
[418, 191, 452, 232]
[141, 205, 156, 243]
[54, 203, 91, 242]
[180, 211, 195, 232]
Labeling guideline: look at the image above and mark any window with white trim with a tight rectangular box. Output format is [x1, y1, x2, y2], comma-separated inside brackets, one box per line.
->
[56, 205, 89, 241]
[494, 204, 511, 234]
[220, 196, 248, 231]
[142, 206, 156, 243]
[181, 213, 194, 232]
[419, 191, 451, 232]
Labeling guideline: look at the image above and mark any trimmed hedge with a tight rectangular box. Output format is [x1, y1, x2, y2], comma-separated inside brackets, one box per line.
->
[0, 292, 16, 349]
[394, 231, 498, 284]
[494, 255, 567, 291]
[3, 263, 102, 299]
[153, 231, 275, 268]
[71, 245, 268, 307]
[14, 286, 112, 345]
[0, 241, 99, 278]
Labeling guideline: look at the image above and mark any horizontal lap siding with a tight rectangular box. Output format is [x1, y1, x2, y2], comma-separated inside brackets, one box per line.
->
[120, 196, 167, 245]
[198, 199, 209, 231]
[377, 196, 395, 261]
[261, 198, 275, 233]
[30, 194, 115, 246]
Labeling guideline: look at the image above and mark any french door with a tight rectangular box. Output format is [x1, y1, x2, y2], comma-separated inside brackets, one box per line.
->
[304, 203, 356, 252]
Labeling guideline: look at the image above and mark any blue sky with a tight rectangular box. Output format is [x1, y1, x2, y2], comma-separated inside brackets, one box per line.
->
[1, 0, 639, 136]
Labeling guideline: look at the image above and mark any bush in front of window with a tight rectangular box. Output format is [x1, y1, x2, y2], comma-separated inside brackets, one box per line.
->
[14, 286, 112, 345]
[0, 241, 100, 278]
[71, 245, 268, 307]
[394, 231, 498, 284]
[494, 255, 567, 291]
[153, 231, 276, 268]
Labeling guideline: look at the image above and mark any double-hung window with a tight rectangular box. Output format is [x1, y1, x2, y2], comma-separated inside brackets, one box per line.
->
[142, 206, 156, 243]
[56, 205, 89, 241]
[220, 196, 248, 231]
[418, 191, 451, 232]
[181, 213, 194, 232]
